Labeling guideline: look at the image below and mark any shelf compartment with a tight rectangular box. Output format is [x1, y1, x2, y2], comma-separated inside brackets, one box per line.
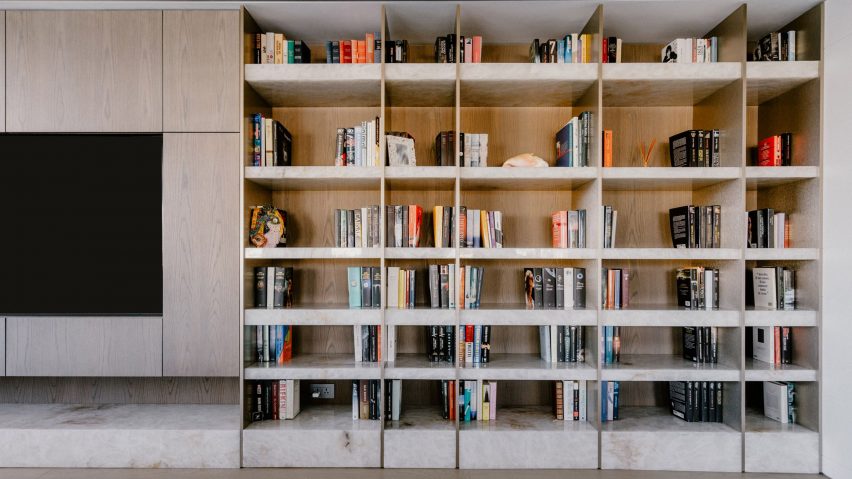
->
[601, 354, 740, 382]
[385, 63, 456, 107]
[746, 61, 820, 106]
[600, 307, 740, 327]
[384, 406, 456, 468]
[459, 405, 598, 469]
[744, 358, 817, 382]
[244, 64, 381, 107]
[245, 354, 380, 380]
[459, 63, 598, 107]
[744, 308, 818, 327]
[460, 306, 596, 326]
[242, 405, 380, 467]
[460, 166, 597, 191]
[601, 406, 741, 472]
[384, 247, 455, 260]
[386, 308, 455, 326]
[745, 166, 819, 188]
[602, 63, 741, 107]
[744, 409, 819, 473]
[460, 353, 596, 381]
[602, 167, 740, 190]
[600, 248, 740, 260]
[385, 354, 455, 380]
[244, 247, 382, 260]
[245, 306, 381, 326]
[459, 248, 598, 260]
[244, 166, 380, 191]
[744, 248, 819, 261]
[384, 166, 456, 190]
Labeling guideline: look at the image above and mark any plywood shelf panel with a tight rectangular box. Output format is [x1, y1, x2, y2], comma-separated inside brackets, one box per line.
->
[245, 307, 381, 326]
[245, 354, 380, 380]
[460, 166, 597, 190]
[601, 307, 740, 327]
[746, 61, 820, 106]
[384, 354, 455, 380]
[385, 308, 455, 325]
[601, 354, 740, 381]
[744, 248, 819, 260]
[460, 63, 597, 107]
[460, 248, 598, 260]
[600, 248, 741, 260]
[460, 306, 597, 326]
[244, 64, 381, 107]
[244, 247, 382, 260]
[385, 166, 456, 190]
[744, 358, 817, 382]
[744, 409, 819, 473]
[745, 166, 819, 188]
[603, 63, 741, 106]
[602, 167, 741, 190]
[459, 353, 596, 380]
[744, 308, 818, 327]
[385, 247, 455, 259]
[245, 166, 381, 190]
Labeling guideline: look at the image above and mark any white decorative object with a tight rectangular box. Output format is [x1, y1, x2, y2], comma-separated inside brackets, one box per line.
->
[386, 135, 416, 166]
[501, 153, 548, 168]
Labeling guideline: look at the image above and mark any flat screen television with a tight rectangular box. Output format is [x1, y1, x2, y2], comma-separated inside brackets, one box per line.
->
[0, 134, 163, 315]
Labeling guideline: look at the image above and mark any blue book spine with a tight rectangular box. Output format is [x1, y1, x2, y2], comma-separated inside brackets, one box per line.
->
[600, 381, 608, 422]
[464, 384, 471, 421]
[473, 325, 482, 363]
[347, 267, 362, 308]
[613, 381, 620, 420]
[711, 36, 718, 63]
[326, 41, 333, 63]
[557, 40, 564, 63]
[555, 122, 572, 167]
[564, 35, 573, 63]
[275, 325, 284, 361]
[252, 113, 262, 166]
[605, 326, 613, 363]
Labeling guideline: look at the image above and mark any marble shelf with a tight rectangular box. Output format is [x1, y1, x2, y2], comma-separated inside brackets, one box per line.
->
[744, 248, 819, 261]
[602, 167, 740, 190]
[745, 166, 820, 188]
[384, 354, 456, 380]
[459, 353, 596, 381]
[384, 406, 456, 468]
[601, 354, 740, 382]
[459, 247, 598, 260]
[244, 63, 381, 107]
[600, 248, 740, 260]
[600, 306, 740, 327]
[385, 63, 456, 107]
[459, 166, 597, 190]
[744, 308, 818, 327]
[744, 358, 818, 382]
[746, 61, 820, 106]
[0, 403, 239, 468]
[245, 354, 380, 380]
[384, 247, 455, 259]
[385, 308, 455, 325]
[244, 247, 381, 260]
[385, 166, 456, 190]
[602, 62, 741, 107]
[460, 63, 598, 107]
[245, 305, 380, 325]
[744, 409, 819, 473]
[460, 306, 597, 326]
[244, 166, 381, 190]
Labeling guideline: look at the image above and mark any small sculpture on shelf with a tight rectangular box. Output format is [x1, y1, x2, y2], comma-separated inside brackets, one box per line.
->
[502, 153, 548, 168]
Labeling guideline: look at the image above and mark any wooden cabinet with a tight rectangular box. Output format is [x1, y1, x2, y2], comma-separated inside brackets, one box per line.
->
[164, 10, 240, 132]
[5, 11, 162, 132]
[163, 133, 239, 377]
[5, 317, 162, 377]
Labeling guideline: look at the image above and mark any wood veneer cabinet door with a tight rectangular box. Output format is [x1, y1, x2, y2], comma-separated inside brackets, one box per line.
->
[163, 10, 240, 132]
[5, 11, 162, 132]
[162, 133, 239, 376]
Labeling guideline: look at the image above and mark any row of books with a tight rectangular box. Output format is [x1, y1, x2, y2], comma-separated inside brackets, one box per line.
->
[600, 380, 620, 421]
[669, 381, 724, 423]
[427, 325, 456, 363]
[436, 132, 490, 167]
[385, 40, 410, 63]
[763, 381, 796, 424]
[347, 267, 382, 308]
[354, 325, 382, 362]
[752, 31, 796, 62]
[386, 205, 423, 248]
[550, 210, 587, 248]
[459, 325, 491, 365]
[600, 326, 621, 364]
[385, 379, 402, 421]
[253, 34, 311, 64]
[440, 380, 457, 420]
[756, 133, 793, 166]
[747, 208, 790, 248]
[554, 380, 589, 420]
[435, 35, 483, 63]
[602, 205, 618, 248]
[602, 268, 630, 310]
[676, 267, 721, 310]
[433, 206, 503, 249]
[248, 380, 301, 422]
[538, 325, 586, 363]
[683, 326, 719, 364]
[335, 207, 382, 248]
[458, 380, 496, 421]
[669, 129, 721, 167]
[662, 37, 719, 63]
[602, 37, 623, 63]
[387, 267, 416, 308]
[323, 34, 379, 63]
[748, 267, 796, 310]
[428, 264, 456, 309]
[250, 114, 292, 167]
[460, 266, 486, 309]
[254, 325, 293, 364]
[334, 118, 381, 166]
[529, 34, 593, 63]
[752, 326, 793, 365]
[555, 112, 593, 167]
[352, 380, 382, 420]
[669, 205, 722, 249]
[523, 267, 587, 310]
[253, 266, 294, 309]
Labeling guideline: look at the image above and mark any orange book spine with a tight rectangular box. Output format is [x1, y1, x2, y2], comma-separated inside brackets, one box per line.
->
[607, 271, 616, 308]
[448, 381, 456, 420]
[414, 206, 422, 247]
[459, 267, 466, 309]
[358, 40, 367, 63]
[366, 33, 375, 63]
[774, 326, 781, 364]
[603, 130, 613, 167]
[784, 220, 791, 248]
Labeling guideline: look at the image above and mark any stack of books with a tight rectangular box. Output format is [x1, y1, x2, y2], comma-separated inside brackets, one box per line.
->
[555, 112, 593, 167]
[354, 325, 381, 362]
[600, 381, 620, 421]
[387, 267, 416, 308]
[524, 267, 587, 309]
[435, 35, 483, 63]
[254, 266, 294, 309]
[669, 205, 722, 248]
[602, 268, 630, 309]
[683, 326, 719, 363]
[385, 205, 423, 248]
[669, 129, 721, 167]
[751, 326, 793, 365]
[458, 380, 496, 421]
[600, 326, 621, 364]
[551, 210, 587, 248]
[602, 205, 618, 248]
[676, 267, 720, 310]
[763, 381, 796, 424]
[255, 325, 293, 364]
[429, 264, 457, 309]
[459, 325, 491, 365]
[334, 119, 380, 166]
[249, 380, 300, 422]
[752, 31, 796, 61]
[529, 34, 593, 63]
[747, 208, 790, 248]
[347, 267, 382, 308]
[756, 133, 793, 166]
[427, 326, 456, 363]
[250, 114, 292, 167]
[748, 267, 795, 310]
[352, 380, 382, 420]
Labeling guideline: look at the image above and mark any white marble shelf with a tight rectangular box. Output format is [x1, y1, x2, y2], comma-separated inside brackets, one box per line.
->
[244, 247, 381, 260]
[243, 405, 380, 468]
[745, 166, 820, 188]
[601, 406, 737, 433]
[384, 166, 456, 190]
[244, 63, 381, 107]
[459, 247, 598, 260]
[459, 405, 596, 432]
[744, 308, 818, 327]
[244, 166, 381, 191]
[601, 354, 740, 382]
[460, 353, 596, 380]
[744, 358, 817, 382]
[602, 62, 741, 106]
[245, 354, 380, 380]
[744, 409, 820, 473]
[746, 61, 820, 106]
[460, 306, 597, 325]
[385, 247, 455, 259]
[602, 166, 741, 190]
[385, 354, 456, 380]
[384, 406, 456, 469]
[601, 248, 740, 260]
[600, 306, 740, 327]
[385, 63, 456, 107]
[744, 248, 819, 261]
[460, 166, 597, 190]
[385, 308, 455, 325]
[244, 306, 380, 326]
[0, 403, 239, 468]
[460, 63, 598, 107]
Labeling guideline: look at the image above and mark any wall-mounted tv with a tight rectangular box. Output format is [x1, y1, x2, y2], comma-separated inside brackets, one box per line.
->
[0, 134, 163, 315]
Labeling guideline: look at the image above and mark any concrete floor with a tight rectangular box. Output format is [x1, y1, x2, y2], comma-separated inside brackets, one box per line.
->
[0, 470, 825, 479]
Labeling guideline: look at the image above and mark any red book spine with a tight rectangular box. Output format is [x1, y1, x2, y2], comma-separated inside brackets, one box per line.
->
[758, 136, 781, 166]
[272, 381, 280, 420]
[602, 38, 608, 63]
[472, 36, 482, 63]
[414, 206, 422, 247]
[465, 325, 474, 342]
[448, 381, 456, 420]
[358, 40, 367, 64]
[774, 326, 781, 364]
[342, 41, 352, 63]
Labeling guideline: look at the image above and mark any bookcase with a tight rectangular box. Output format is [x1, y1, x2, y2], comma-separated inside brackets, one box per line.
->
[240, 1, 823, 473]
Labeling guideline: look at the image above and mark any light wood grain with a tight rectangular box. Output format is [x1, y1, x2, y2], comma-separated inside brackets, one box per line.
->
[163, 134, 240, 377]
[602, 106, 692, 167]
[5, 317, 162, 377]
[386, 107, 455, 167]
[164, 10, 240, 132]
[753, 79, 820, 167]
[271, 107, 382, 167]
[703, 4, 746, 63]
[780, 3, 822, 62]
[5, 11, 162, 132]
[0, 377, 239, 404]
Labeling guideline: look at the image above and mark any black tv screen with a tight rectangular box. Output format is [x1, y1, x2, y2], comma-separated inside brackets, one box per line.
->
[0, 134, 163, 315]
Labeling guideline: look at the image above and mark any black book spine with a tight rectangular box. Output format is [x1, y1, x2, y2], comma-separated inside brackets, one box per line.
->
[781, 132, 793, 166]
[716, 381, 724, 422]
[254, 267, 267, 308]
[369, 380, 377, 419]
[556, 326, 564, 362]
[543, 267, 556, 309]
[402, 207, 409, 247]
[574, 268, 586, 309]
[479, 325, 490, 363]
[272, 267, 286, 308]
[441, 380, 449, 418]
[555, 267, 564, 310]
[430, 325, 440, 362]
[361, 267, 372, 309]
[262, 381, 272, 420]
[533, 268, 544, 309]
[347, 210, 355, 247]
[439, 265, 450, 308]
[372, 267, 381, 308]
[445, 325, 455, 362]
[577, 327, 585, 362]
[369, 326, 377, 362]
[386, 205, 394, 248]
[683, 326, 698, 362]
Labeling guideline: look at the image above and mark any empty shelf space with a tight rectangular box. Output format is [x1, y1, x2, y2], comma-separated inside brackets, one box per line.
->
[245, 64, 381, 107]
[601, 354, 739, 382]
[602, 63, 741, 106]
[385, 63, 456, 107]
[459, 63, 598, 107]
[602, 167, 740, 190]
[746, 61, 820, 106]
[384, 166, 457, 190]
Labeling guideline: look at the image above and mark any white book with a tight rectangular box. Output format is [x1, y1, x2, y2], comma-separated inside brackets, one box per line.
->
[465, 337, 474, 364]
[550, 325, 558, 363]
[695, 38, 705, 63]
[479, 134, 488, 166]
[264, 118, 273, 166]
[684, 38, 694, 63]
[775, 212, 786, 248]
[578, 380, 587, 421]
[616, 38, 623, 63]
[753, 267, 777, 309]
[362, 121, 368, 167]
[494, 211, 503, 248]
[571, 34, 581, 63]
[286, 380, 300, 419]
[353, 125, 363, 166]
[266, 33, 275, 64]
[539, 326, 550, 361]
[610, 210, 618, 248]
[704, 269, 714, 310]
[464, 265, 473, 308]
[352, 381, 360, 420]
[353, 325, 363, 362]
[472, 209, 481, 248]
[464, 133, 472, 167]
[563, 380, 571, 420]
[752, 326, 775, 364]
[391, 379, 402, 421]
[266, 266, 275, 309]
[387, 267, 400, 308]
[448, 264, 456, 309]
[787, 30, 796, 61]
[366, 120, 374, 167]
[607, 381, 615, 420]
[763, 381, 789, 423]
[361, 207, 369, 248]
[571, 117, 580, 165]
[387, 325, 396, 362]
[564, 267, 575, 309]
[466, 210, 474, 249]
